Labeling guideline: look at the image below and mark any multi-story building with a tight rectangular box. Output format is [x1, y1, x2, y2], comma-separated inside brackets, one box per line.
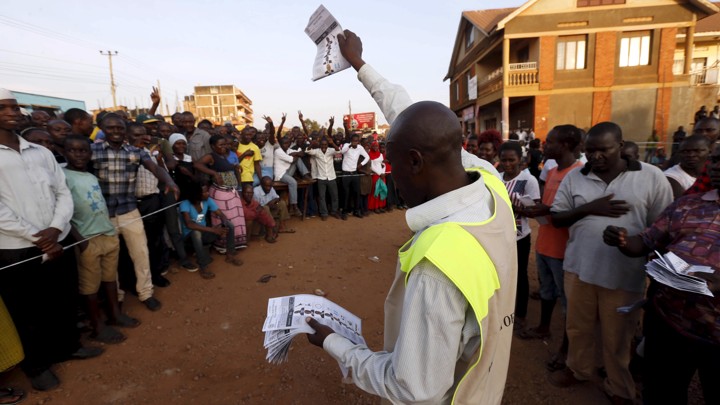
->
[446, 0, 719, 141]
[183, 85, 253, 126]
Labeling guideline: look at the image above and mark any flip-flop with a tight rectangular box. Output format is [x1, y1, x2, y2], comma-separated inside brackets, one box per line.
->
[109, 313, 141, 328]
[90, 326, 126, 344]
[278, 228, 296, 233]
[0, 387, 25, 405]
[200, 269, 216, 279]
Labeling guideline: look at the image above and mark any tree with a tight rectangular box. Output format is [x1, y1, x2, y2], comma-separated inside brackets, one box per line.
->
[303, 118, 321, 133]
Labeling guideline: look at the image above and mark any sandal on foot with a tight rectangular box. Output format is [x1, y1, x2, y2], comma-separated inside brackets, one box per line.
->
[0, 387, 26, 405]
[546, 354, 567, 372]
[109, 313, 141, 328]
[225, 256, 243, 266]
[90, 326, 126, 344]
[517, 327, 551, 340]
[200, 269, 215, 279]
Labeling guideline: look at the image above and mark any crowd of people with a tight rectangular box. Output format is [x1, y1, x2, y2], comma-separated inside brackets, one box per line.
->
[1, 28, 719, 405]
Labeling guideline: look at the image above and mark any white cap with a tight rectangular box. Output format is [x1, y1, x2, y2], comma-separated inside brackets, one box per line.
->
[0, 88, 15, 100]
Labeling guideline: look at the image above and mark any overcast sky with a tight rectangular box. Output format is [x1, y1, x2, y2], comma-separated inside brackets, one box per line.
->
[0, 0, 523, 126]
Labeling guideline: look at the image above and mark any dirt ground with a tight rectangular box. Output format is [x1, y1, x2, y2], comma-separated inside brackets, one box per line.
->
[0, 211, 702, 404]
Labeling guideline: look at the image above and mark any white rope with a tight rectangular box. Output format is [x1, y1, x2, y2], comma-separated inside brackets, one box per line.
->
[0, 201, 181, 272]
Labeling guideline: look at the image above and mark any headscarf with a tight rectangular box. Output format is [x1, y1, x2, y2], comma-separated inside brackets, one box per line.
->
[168, 133, 187, 148]
[368, 140, 382, 160]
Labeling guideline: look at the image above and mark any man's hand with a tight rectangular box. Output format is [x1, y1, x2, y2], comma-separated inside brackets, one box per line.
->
[150, 86, 160, 104]
[164, 181, 180, 201]
[242, 150, 254, 158]
[281, 112, 287, 122]
[584, 194, 630, 218]
[33, 228, 61, 251]
[523, 203, 551, 218]
[328, 116, 335, 127]
[298, 110, 304, 122]
[213, 172, 224, 186]
[603, 226, 628, 247]
[262, 115, 273, 124]
[337, 30, 365, 71]
[305, 317, 335, 347]
[692, 271, 720, 294]
[45, 243, 64, 261]
[213, 225, 228, 237]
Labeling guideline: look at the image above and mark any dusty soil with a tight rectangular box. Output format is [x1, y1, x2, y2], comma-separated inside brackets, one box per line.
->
[0, 211, 700, 404]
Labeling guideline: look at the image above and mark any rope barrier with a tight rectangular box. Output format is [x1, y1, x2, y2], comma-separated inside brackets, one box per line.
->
[0, 201, 181, 272]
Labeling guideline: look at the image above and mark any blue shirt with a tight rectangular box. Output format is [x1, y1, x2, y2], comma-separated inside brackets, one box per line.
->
[179, 198, 218, 237]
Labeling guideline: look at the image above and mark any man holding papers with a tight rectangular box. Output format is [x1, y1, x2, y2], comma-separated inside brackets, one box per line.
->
[603, 142, 720, 405]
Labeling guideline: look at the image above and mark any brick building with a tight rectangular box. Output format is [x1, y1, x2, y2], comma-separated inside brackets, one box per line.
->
[183, 85, 253, 126]
[446, 0, 718, 141]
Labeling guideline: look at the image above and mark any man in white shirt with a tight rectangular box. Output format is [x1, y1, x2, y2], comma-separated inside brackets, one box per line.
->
[273, 136, 309, 216]
[340, 133, 370, 219]
[306, 128, 341, 220]
[304, 31, 517, 405]
[0, 89, 103, 391]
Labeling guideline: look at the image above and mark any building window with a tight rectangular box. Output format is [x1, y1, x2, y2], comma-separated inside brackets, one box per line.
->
[556, 35, 587, 70]
[454, 81, 460, 101]
[212, 95, 218, 105]
[619, 31, 651, 67]
[577, 0, 625, 6]
[465, 24, 475, 49]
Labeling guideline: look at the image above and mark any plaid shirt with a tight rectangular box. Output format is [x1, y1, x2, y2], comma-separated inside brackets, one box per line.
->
[135, 148, 160, 198]
[640, 189, 720, 345]
[91, 142, 152, 217]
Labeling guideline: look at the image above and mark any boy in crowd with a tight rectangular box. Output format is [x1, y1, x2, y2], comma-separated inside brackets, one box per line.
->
[240, 184, 278, 243]
[255, 176, 293, 233]
[237, 126, 262, 187]
[63, 135, 140, 344]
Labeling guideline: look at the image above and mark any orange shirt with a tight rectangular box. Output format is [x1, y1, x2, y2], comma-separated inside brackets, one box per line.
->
[535, 161, 584, 259]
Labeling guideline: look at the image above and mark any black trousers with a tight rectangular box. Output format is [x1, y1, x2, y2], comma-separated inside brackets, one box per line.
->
[0, 240, 80, 376]
[138, 194, 167, 278]
[515, 234, 531, 319]
[341, 172, 361, 213]
[643, 306, 720, 405]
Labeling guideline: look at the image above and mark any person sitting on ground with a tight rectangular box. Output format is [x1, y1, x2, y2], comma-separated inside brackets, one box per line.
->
[179, 180, 243, 279]
[240, 184, 277, 243]
[193, 135, 248, 250]
[21, 128, 54, 152]
[63, 135, 140, 344]
[254, 176, 293, 233]
[477, 129, 503, 168]
[602, 141, 720, 404]
[274, 136, 308, 216]
[621, 141, 640, 163]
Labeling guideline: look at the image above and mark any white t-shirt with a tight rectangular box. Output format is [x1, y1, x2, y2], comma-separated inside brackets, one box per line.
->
[273, 147, 294, 181]
[664, 164, 696, 191]
[260, 142, 279, 169]
[501, 169, 540, 240]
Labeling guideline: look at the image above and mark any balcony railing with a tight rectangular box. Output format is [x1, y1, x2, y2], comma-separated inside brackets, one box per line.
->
[508, 62, 538, 86]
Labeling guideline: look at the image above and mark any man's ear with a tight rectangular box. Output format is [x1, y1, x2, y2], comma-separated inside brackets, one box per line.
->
[408, 148, 423, 175]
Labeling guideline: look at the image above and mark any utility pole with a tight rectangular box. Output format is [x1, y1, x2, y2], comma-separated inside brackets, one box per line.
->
[157, 79, 169, 116]
[99, 50, 118, 109]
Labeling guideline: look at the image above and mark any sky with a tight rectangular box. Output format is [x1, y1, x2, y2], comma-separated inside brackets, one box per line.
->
[0, 0, 524, 127]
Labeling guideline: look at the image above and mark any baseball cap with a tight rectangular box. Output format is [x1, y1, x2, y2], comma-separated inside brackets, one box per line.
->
[136, 113, 160, 124]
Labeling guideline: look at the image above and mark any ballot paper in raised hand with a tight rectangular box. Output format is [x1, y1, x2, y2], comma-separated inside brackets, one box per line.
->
[305, 5, 351, 81]
[645, 251, 715, 297]
[263, 294, 366, 366]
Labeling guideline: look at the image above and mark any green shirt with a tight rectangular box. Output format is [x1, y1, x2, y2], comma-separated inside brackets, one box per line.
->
[63, 169, 116, 238]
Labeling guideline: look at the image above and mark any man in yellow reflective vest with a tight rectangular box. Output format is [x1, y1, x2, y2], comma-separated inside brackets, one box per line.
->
[305, 30, 518, 405]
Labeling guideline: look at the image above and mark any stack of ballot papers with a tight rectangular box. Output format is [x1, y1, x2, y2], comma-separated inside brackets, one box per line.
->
[646, 251, 715, 297]
[263, 294, 366, 364]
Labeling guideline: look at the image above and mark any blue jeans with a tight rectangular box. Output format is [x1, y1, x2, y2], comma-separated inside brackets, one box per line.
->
[254, 166, 274, 186]
[536, 252, 566, 310]
[279, 161, 309, 205]
[185, 222, 235, 269]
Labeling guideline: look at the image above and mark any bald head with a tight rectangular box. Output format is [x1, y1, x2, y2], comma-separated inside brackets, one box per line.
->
[385, 101, 468, 208]
[387, 101, 462, 163]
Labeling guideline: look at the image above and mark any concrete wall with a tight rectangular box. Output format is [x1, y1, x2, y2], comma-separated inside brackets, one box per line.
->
[669, 86, 695, 137]
[548, 92, 594, 133]
[610, 88, 657, 142]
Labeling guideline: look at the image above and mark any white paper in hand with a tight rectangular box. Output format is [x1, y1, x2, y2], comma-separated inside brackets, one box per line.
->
[305, 5, 351, 81]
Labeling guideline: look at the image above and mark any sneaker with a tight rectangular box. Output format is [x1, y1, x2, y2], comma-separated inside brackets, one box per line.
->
[31, 369, 60, 391]
[181, 262, 199, 273]
[142, 297, 162, 311]
[213, 246, 227, 254]
[152, 275, 171, 288]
